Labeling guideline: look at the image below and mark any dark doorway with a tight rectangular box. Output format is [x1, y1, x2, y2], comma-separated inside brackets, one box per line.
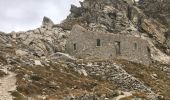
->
[97, 39, 101, 46]
[115, 41, 121, 56]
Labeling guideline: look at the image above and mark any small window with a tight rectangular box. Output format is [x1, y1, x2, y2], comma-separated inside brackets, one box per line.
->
[134, 43, 137, 50]
[97, 39, 101, 46]
[147, 47, 151, 58]
[73, 43, 76, 50]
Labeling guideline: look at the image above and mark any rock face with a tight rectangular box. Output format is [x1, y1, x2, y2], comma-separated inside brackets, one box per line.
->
[138, 0, 170, 53]
[60, 0, 132, 32]
[138, 0, 170, 28]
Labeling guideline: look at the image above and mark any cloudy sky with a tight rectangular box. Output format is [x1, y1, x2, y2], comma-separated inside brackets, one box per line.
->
[0, 0, 82, 33]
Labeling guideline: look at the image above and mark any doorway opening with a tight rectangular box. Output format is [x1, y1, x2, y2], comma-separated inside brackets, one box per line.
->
[115, 41, 121, 56]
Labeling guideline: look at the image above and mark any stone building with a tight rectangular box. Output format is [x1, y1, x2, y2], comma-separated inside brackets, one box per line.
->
[66, 25, 151, 65]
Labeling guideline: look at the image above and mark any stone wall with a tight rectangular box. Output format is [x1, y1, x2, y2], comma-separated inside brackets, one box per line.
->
[66, 25, 150, 65]
[66, 61, 152, 92]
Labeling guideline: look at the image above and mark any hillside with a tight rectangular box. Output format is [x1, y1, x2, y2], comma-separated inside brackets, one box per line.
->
[0, 0, 170, 100]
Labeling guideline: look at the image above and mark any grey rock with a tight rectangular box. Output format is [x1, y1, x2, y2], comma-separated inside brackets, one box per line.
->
[42, 16, 54, 29]
[70, 5, 81, 16]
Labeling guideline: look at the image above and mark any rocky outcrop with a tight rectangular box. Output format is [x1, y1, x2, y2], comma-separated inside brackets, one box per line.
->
[60, 0, 132, 32]
[138, 0, 170, 28]
[8, 17, 69, 57]
[138, 0, 170, 54]
[42, 16, 54, 30]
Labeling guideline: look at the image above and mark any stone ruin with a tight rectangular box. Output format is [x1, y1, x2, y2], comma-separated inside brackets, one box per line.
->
[66, 25, 151, 65]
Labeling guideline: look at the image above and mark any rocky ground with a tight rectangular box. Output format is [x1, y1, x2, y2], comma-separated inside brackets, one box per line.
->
[9, 59, 158, 100]
[6, 58, 169, 100]
[0, 0, 170, 100]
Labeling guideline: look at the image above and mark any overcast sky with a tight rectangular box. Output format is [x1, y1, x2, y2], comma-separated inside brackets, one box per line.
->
[0, 0, 82, 33]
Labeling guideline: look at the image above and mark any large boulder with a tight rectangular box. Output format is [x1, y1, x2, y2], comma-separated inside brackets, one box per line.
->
[42, 16, 54, 29]
[70, 5, 81, 17]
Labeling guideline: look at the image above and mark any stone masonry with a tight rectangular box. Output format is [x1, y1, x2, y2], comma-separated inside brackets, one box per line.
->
[66, 25, 151, 65]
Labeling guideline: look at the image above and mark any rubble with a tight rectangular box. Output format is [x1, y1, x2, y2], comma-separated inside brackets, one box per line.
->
[34, 60, 42, 66]
[15, 49, 28, 56]
[68, 61, 152, 92]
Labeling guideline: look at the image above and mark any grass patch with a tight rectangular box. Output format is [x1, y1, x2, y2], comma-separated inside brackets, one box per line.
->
[13, 62, 117, 99]
[11, 91, 26, 100]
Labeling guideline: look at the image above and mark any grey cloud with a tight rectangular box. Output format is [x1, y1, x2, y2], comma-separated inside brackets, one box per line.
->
[0, 0, 82, 32]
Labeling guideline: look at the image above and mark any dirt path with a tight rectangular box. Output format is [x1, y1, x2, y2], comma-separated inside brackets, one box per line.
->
[0, 68, 16, 100]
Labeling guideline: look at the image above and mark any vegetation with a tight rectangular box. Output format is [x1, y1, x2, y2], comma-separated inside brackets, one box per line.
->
[115, 59, 170, 99]
[12, 62, 117, 99]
